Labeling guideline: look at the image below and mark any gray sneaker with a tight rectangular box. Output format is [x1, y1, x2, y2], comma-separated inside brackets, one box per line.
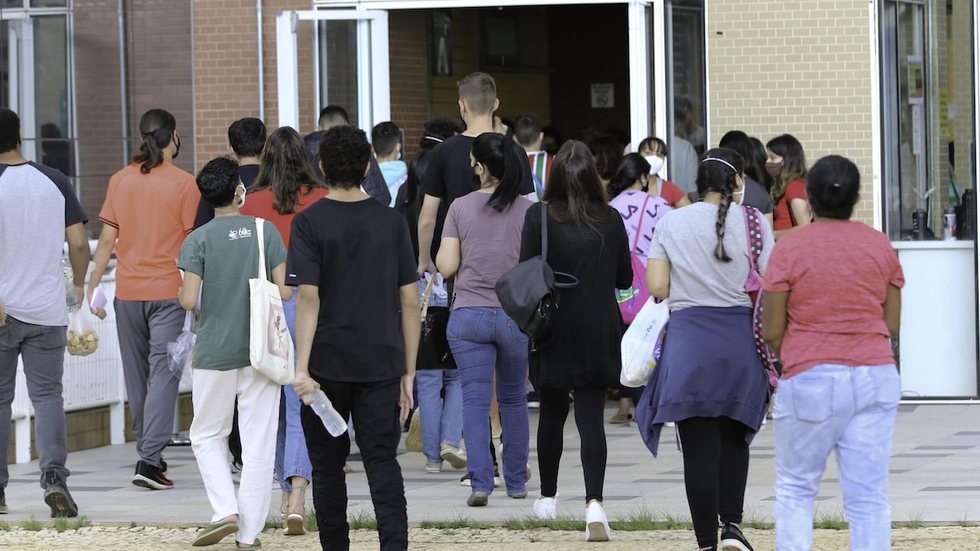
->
[467, 491, 489, 507]
[42, 472, 78, 518]
[0, 486, 7, 514]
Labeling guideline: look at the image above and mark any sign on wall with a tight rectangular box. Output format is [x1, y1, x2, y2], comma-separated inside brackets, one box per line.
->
[591, 83, 614, 109]
[432, 11, 452, 76]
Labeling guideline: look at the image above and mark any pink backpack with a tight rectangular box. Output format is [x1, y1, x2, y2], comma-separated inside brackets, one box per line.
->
[616, 194, 664, 324]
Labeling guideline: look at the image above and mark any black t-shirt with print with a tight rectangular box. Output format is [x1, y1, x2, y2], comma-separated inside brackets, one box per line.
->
[286, 197, 417, 383]
[420, 134, 534, 258]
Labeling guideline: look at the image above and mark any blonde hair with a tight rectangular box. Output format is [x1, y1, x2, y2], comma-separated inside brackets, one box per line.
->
[457, 72, 497, 115]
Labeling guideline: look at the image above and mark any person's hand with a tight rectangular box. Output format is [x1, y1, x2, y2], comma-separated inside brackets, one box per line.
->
[417, 258, 437, 277]
[399, 373, 415, 423]
[0, 297, 6, 327]
[86, 284, 107, 320]
[293, 371, 320, 404]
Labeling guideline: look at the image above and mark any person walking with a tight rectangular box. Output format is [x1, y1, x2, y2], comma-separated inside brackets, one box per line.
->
[762, 155, 904, 551]
[239, 126, 327, 535]
[88, 108, 199, 490]
[522, 141, 632, 542]
[766, 134, 811, 237]
[436, 132, 533, 505]
[0, 108, 89, 517]
[641, 147, 773, 551]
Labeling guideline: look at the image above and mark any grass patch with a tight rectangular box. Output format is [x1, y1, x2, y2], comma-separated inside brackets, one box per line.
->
[52, 517, 69, 533]
[71, 516, 91, 530]
[20, 516, 43, 532]
[348, 509, 377, 531]
[902, 511, 925, 529]
[815, 509, 848, 530]
[419, 515, 496, 530]
[0, 521, 10, 531]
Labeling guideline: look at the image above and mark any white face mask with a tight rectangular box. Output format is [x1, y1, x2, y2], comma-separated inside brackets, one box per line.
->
[236, 183, 247, 208]
[733, 176, 745, 206]
[644, 155, 665, 176]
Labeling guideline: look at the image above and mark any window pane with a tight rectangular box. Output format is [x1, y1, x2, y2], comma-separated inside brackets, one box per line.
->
[31, 0, 67, 6]
[317, 20, 359, 128]
[667, 0, 705, 196]
[1, 1, 25, 8]
[33, 15, 72, 177]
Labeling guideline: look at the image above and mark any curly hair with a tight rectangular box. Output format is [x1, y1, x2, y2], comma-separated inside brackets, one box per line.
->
[319, 125, 372, 189]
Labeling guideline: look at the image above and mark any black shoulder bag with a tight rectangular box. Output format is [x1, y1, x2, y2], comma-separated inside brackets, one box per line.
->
[495, 202, 578, 350]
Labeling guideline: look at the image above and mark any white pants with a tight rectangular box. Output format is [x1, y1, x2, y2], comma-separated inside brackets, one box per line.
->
[190, 366, 281, 545]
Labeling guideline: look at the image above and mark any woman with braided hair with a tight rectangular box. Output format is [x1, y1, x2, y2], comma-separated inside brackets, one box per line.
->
[639, 147, 774, 551]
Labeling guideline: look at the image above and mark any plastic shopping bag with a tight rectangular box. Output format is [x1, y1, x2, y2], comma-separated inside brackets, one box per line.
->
[167, 311, 196, 380]
[620, 298, 669, 388]
[66, 309, 99, 356]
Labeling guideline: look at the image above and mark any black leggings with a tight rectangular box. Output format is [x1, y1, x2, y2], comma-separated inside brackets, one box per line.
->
[537, 386, 607, 502]
[677, 416, 751, 548]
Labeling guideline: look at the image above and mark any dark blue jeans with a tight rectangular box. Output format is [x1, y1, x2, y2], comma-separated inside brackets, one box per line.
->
[447, 307, 529, 494]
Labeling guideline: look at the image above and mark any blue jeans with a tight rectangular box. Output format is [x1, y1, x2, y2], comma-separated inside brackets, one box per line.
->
[416, 369, 463, 464]
[447, 307, 529, 494]
[274, 295, 312, 491]
[774, 364, 900, 551]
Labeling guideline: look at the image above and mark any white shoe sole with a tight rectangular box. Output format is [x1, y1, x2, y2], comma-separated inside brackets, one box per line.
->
[132, 474, 173, 490]
[440, 448, 467, 470]
[720, 539, 752, 551]
[586, 521, 610, 542]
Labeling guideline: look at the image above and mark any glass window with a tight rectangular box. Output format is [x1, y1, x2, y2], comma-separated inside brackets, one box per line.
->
[32, 15, 72, 177]
[665, 0, 705, 197]
[1, 1, 25, 8]
[317, 20, 359, 128]
[31, 0, 68, 6]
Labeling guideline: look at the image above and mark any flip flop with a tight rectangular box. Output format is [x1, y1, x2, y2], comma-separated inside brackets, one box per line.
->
[284, 513, 306, 536]
[192, 519, 238, 547]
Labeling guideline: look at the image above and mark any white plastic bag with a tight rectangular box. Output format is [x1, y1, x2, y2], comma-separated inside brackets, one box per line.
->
[66, 309, 99, 356]
[167, 311, 196, 380]
[620, 298, 669, 388]
[249, 218, 295, 385]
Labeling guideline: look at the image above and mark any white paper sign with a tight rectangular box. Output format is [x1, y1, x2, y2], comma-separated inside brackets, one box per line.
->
[911, 104, 923, 156]
[591, 83, 614, 109]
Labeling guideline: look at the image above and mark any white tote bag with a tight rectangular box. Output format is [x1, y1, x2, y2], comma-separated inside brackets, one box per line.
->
[249, 218, 295, 384]
[620, 298, 670, 388]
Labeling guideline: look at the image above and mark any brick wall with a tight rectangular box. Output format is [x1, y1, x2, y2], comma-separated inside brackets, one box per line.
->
[706, 0, 876, 225]
[389, 10, 431, 159]
[261, 1, 317, 135]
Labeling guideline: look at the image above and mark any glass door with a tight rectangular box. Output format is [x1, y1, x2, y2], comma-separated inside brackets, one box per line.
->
[277, 9, 389, 134]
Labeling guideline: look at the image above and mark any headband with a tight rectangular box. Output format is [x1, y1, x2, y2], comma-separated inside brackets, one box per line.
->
[423, 135, 444, 144]
[700, 157, 737, 173]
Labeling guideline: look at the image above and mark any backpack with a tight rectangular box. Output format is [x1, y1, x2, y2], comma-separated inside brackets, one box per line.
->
[616, 194, 664, 324]
[741, 205, 780, 391]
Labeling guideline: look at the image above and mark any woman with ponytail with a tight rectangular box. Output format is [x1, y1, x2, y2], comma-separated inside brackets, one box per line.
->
[87, 109, 200, 490]
[435, 132, 533, 507]
[641, 147, 774, 551]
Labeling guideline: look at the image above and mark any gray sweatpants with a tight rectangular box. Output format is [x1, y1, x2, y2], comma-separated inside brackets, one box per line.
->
[114, 298, 184, 468]
[0, 317, 69, 489]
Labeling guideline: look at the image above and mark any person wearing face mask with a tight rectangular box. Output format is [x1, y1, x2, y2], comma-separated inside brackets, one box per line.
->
[239, 126, 327, 535]
[637, 137, 692, 208]
[765, 134, 811, 238]
[436, 132, 533, 508]
[641, 147, 774, 551]
[607, 153, 672, 424]
[88, 109, 200, 491]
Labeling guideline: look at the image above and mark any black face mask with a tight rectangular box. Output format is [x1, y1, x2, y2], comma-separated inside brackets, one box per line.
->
[172, 133, 181, 160]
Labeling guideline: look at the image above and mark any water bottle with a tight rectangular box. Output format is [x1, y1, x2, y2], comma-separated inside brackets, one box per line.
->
[943, 205, 957, 240]
[306, 390, 348, 436]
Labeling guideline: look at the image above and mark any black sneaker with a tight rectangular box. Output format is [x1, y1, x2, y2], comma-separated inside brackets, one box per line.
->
[161, 459, 168, 474]
[719, 523, 753, 551]
[527, 391, 540, 409]
[133, 460, 174, 490]
[42, 472, 77, 518]
[0, 486, 7, 514]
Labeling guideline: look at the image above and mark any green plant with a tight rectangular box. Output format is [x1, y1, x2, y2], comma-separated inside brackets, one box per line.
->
[71, 517, 91, 530]
[903, 511, 925, 529]
[815, 509, 848, 530]
[305, 508, 319, 533]
[348, 508, 377, 531]
[418, 515, 495, 530]
[0, 521, 11, 531]
[20, 516, 43, 532]
[53, 517, 69, 533]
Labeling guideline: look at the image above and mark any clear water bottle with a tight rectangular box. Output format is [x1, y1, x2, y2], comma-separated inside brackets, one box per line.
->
[63, 259, 80, 313]
[306, 390, 348, 436]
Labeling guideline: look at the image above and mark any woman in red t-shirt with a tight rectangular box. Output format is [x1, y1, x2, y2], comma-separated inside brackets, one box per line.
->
[239, 127, 327, 535]
[766, 134, 811, 237]
[761, 155, 903, 551]
[638, 137, 691, 208]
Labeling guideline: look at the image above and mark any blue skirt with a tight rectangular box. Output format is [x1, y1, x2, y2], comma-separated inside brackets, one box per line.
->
[636, 306, 769, 457]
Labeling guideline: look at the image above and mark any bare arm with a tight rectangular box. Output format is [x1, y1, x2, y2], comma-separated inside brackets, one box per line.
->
[775, 199, 812, 239]
[417, 194, 442, 274]
[764, 212, 774, 228]
[399, 282, 420, 422]
[66, 222, 90, 306]
[675, 195, 692, 208]
[178, 272, 202, 311]
[645, 259, 671, 300]
[435, 237, 461, 279]
[291, 285, 322, 401]
[272, 262, 292, 301]
[761, 290, 788, 357]
[88, 224, 117, 318]
[883, 284, 901, 336]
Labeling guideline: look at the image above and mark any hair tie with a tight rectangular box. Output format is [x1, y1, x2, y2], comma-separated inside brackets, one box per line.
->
[701, 157, 737, 173]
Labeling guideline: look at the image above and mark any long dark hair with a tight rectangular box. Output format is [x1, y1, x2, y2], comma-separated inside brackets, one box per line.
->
[766, 134, 807, 203]
[719, 130, 765, 188]
[543, 140, 610, 232]
[696, 147, 744, 262]
[252, 127, 322, 215]
[608, 153, 650, 198]
[471, 132, 526, 212]
[134, 109, 175, 174]
[397, 149, 432, 216]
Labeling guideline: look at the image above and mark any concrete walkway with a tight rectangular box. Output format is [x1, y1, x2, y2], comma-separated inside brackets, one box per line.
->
[3, 403, 979, 526]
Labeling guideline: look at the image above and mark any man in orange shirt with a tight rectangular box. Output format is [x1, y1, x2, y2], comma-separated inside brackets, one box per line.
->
[88, 109, 200, 490]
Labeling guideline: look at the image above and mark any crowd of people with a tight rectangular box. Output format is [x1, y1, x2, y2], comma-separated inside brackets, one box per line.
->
[0, 68, 904, 551]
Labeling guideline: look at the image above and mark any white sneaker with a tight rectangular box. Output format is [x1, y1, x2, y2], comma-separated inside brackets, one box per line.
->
[585, 499, 611, 542]
[533, 495, 558, 520]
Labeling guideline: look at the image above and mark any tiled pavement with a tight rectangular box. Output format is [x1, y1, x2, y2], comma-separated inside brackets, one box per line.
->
[3, 403, 980, 525]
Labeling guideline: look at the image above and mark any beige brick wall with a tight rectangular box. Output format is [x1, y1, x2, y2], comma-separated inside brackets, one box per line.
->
[706, 0, 876, 225]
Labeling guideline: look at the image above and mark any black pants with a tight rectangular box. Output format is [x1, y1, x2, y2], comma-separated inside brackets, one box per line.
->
[676, 416, 750, 548]
[302, 377, 407, 551]
[537, 386, 607, 502]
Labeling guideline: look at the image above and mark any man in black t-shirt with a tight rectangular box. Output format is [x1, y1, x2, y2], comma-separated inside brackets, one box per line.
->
[193, 117, 266, 229]
[288, 125, 419, 551]
[417, 72, 534, 273]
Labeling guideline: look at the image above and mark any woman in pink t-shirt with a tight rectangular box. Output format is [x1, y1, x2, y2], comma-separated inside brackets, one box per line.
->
[762, 155, 904, 551]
